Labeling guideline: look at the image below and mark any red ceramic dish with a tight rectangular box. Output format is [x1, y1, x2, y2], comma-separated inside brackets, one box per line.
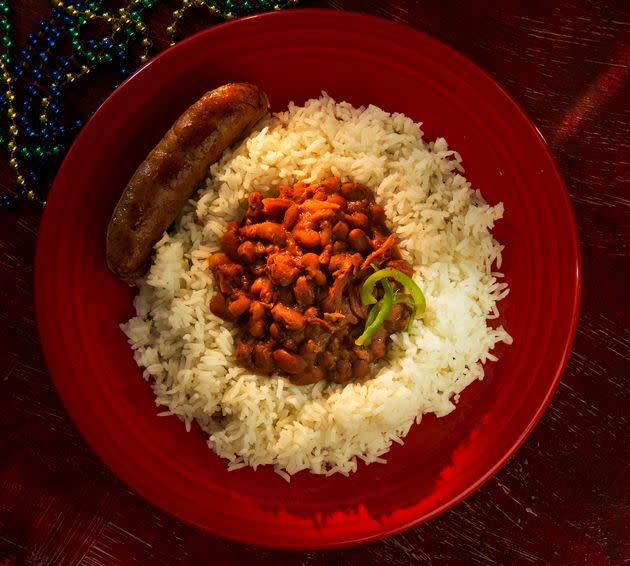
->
[35, 10, 580, 548]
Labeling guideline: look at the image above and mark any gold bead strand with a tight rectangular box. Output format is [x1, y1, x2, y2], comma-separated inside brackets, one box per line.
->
[168, 0, 194, 46]
[0, 45, 30, 200]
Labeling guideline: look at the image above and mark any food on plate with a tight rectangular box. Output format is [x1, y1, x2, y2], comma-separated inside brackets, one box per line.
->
[122, 94, 512, 479]
[106, 83, 269, 283]
[206, 176, 424, 385]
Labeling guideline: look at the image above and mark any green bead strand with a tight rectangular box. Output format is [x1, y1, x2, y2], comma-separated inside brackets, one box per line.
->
[0, 0, 299, 206]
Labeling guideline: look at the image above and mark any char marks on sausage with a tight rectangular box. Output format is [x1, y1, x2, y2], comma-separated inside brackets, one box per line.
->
[106, 83, 270, 283]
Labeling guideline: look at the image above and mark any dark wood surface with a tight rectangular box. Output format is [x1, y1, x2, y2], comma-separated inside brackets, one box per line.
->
[1, 1, 629, 564]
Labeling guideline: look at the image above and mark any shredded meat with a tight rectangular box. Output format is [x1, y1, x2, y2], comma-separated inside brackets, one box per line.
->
[207, 177, 412, 384]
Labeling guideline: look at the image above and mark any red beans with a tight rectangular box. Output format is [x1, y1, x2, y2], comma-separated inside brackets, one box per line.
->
[332, 221, 349, 240]
[272, 304, 305, 331]
[221, 221, 241, 259]
[253, 344, 274, 374]
[294, 276, 314, 306]
[369, 328, 388, 359]
[207, 252, 230, 270]
[207, 177, 413, 384]
[320, 222, 332, 247]
[293, 228, 321, 248]
[273, 348, 307, 374]
[237, 241, 257, 263]
[262, 197, 293, 218]
[332, 241, 347, 253]
[269, 253, 299, 286]
[248, 301, 267, 338]
[345, 212, 369, 230]
[369, 203, 385, 224]
[348, 228, 371, 253]
[333, 359, 352, 383]
[235, 341, 252, 366]
[327, 194, 347, 208]
[251, 277, 274, 303]
[300, 199, 341, 212]
[319, 176, 341, 193]
[269, 322, 283, 340]
[216, 262, 243, 294]
[283, 204, 300, 230]
[291, 366, 325, 385]
[352, 359, 370, 380]
[341, 182, 373, 201]
[209, 293, 233, 320]
[384, 303, 410, 333]
[240, 221, 287, 245]
[228, 293, 251, 317]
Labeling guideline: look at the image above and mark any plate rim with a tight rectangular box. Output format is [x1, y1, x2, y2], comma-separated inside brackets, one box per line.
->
[34, 8, 581, 549]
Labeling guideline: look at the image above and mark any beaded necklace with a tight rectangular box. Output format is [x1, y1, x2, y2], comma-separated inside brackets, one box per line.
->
[0, 0, 298, 208]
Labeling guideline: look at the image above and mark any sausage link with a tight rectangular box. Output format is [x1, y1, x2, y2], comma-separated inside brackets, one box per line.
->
[106, 83, 269, 282]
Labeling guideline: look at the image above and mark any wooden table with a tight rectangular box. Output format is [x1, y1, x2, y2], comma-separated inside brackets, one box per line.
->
[1, 1, 629, 564]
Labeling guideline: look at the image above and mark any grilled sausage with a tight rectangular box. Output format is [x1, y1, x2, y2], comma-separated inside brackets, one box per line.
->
[106, 83, 270, 282]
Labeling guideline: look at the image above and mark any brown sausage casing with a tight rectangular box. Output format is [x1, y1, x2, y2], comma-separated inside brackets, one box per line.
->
[106, 83, 270, 282]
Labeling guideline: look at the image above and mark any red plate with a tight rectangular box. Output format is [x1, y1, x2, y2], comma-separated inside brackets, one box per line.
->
[35, 9, 580, 548]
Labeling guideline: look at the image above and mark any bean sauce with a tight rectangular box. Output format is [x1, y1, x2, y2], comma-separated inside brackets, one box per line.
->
[207, 177, 412, 384]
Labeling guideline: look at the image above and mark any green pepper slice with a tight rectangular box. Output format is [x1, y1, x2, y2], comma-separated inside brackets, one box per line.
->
[355, 278, 394, 347]
[360, 268, 426, 316]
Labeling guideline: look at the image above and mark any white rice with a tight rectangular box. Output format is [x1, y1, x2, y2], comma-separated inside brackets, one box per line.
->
[122, 93, 512, 479]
